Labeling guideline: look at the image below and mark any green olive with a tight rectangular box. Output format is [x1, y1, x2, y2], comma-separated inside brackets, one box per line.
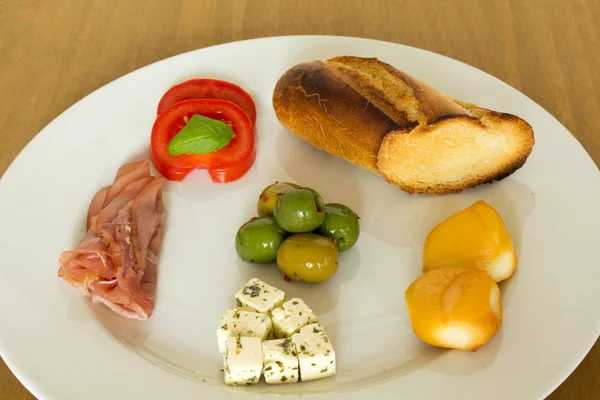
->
[318, 203, 360, 252]
[274, 188, 326, 233]
[257, 182, 300, 217]
[276, 233, 338, 283]
[235, 217, 285, 263]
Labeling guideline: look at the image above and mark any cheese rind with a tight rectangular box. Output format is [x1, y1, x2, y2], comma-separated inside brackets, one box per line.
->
[217, 309, 272, 353]
[262, 338, 300, 384]
[292, 323, 336, 381]
[235, 278, 286, 314]
[271, 298, 319, 338]
[223, 336, 264, 386]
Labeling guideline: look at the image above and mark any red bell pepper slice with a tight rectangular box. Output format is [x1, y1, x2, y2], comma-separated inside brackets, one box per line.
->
[157, 79, 257, 125]
[150, 99, 255, 183]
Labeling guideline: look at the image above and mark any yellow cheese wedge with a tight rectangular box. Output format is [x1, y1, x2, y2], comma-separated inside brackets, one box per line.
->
[423, 200, 517, 282]
[405, 268, 502, 351]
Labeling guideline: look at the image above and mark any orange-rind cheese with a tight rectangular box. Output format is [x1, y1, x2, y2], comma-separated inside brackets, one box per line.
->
[423, 200, 516, 282]
[405, 268, 502, 351]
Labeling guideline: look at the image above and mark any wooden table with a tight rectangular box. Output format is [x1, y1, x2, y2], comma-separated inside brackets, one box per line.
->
[1, 0, 598, 398]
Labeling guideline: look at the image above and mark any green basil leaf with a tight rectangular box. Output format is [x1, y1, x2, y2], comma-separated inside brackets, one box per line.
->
[168, 114, 234, 156]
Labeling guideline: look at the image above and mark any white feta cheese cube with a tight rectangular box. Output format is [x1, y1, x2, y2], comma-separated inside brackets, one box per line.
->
[271, 298, 319, 338]
[217, 309, 272, 353]
[235, 278, 285, 314]
[292, 323, 336, 381]
[223, 336, 263, 386]
[262, 338, 300, 384]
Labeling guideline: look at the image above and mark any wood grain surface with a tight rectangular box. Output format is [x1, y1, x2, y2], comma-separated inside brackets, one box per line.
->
[0, 0, 598, 399]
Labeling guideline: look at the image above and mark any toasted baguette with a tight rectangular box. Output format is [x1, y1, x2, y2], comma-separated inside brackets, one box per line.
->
[272, 61, 398, 173]
[272, 56, 535, 195]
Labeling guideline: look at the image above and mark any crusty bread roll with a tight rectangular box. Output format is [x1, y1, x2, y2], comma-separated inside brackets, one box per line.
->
[272, 56, 535, 195]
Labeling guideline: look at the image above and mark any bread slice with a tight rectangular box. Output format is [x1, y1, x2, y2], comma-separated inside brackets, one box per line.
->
[378, 105, 535, 194]
[272, 57, 535, 195]
[326, 56, 535, 195]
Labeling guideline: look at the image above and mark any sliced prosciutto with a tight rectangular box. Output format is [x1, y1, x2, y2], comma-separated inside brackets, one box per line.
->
[58, 160, 165, 320]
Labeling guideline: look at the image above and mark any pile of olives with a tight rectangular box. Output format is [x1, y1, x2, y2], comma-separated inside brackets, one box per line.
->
[235, 182, 360, 283]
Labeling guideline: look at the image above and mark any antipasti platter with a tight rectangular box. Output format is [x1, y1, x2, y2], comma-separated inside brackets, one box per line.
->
[0, 36, 599, 400]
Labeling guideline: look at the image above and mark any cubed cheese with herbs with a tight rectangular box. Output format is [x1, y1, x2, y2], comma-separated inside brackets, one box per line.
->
[235, 278, 285, 314]
[223, 336, 263, 386]
[271, 298, 319, 338]
[292, 323, 336, 381]
[262, 338, 300, 384]
[217, 309, 272, 353]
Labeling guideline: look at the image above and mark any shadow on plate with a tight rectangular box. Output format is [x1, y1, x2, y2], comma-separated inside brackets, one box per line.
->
[424, 327, 503, 376]
[275, 126, 535, 259]
[89, 295, 445, 397]
[234, 244, 361, 318]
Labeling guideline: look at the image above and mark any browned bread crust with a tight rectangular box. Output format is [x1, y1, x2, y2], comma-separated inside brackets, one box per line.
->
[272, 57, 535, 195]
[272, 61, 398, 174]
[326, 56, 467, 125]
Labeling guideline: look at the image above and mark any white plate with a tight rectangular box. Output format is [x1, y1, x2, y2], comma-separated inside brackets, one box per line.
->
[1, 35, 599, 400]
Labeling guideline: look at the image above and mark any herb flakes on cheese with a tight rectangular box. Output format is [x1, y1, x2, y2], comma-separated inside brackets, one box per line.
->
[234, 278, 285, 314]
[262, 338, 300, 384]
[217, 309, 272, 353]
[223, 336, 263, 386]
[217, 277, 337, 385]
[292, 323, 336, 381]
[271, 297, 318, 338]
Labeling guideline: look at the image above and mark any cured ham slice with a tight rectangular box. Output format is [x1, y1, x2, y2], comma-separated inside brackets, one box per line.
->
[58, 160, 165, 320]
